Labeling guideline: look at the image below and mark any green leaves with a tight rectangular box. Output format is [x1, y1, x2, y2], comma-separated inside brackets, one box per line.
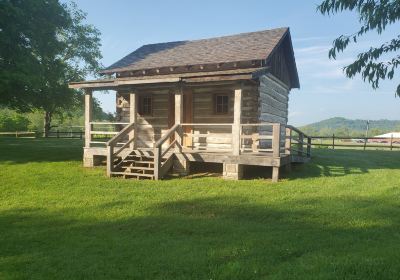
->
[0, 0, 102, 112]
[317, 0, 400, 97]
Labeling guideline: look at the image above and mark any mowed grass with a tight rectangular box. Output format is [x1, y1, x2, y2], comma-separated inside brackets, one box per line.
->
[1, 138, 400, 279]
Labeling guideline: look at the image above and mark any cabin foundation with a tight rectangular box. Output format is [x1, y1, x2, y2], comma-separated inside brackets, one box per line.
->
[223, 163, 243, 180]
[83, 148, 106, 167]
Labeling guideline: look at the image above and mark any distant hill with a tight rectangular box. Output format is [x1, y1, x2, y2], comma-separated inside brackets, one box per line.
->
[300, 117, 400, 137]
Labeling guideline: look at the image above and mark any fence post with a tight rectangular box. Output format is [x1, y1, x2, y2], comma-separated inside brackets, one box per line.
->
[363, 137, 367, 151]
[56, 130, 59, 138]
[390, 135, 393, 151]
[332, 134, 335, 150]
[106, 145, 113, 178]
[15, 131, 18, 138]
[298, 132, 304, 156]
[307, 137, 311, 158]
[80, 130, 83, 139]
[154, 147, 160, 180]
[285, 127, 292, 155]
[272, 123, 281, 157]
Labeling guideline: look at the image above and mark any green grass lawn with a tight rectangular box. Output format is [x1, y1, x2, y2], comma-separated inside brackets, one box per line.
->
[1, 138, 400, 279]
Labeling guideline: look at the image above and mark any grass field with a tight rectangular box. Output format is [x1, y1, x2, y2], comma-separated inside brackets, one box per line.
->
[1, 138, 400, 279]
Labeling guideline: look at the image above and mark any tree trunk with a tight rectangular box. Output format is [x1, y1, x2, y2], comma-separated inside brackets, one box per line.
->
[43, 111, 52, 138]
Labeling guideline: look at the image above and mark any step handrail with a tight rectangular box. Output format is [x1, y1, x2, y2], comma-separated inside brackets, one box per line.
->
[153, 124, 182, 179]
[106, 122, 136, 177]
[106, 122, 135, 146]
[154, 124, 180, 148]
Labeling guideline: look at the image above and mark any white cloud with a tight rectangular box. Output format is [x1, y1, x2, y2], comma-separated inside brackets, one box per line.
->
[311, 68, 345, 79]
[288, 111, 305, 118]
[292, 36, 333, 43]
[295, 45, 331, 55]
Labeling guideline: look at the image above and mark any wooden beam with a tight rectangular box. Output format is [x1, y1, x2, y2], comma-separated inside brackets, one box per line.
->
[129, 92, 137, 149]
[175, 86, 183, 150]
[69, 67, 266, 89]
[183, 74, 252, 83]
[84, 89, 93, 148]
[272, 123, 281, 157]
[232, 86, 242, 156]
[285, 127, 292, 155]
[272, 167, 279, 182]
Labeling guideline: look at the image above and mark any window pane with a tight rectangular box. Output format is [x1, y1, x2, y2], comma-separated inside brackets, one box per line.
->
[141, 96, 152, 115]
[215, 94, 229, 114]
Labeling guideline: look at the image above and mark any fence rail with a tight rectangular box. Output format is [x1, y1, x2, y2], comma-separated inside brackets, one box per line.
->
[310, 134, 400, 151]
[0, 130, 84, 139]
[0, 131, 37, 138]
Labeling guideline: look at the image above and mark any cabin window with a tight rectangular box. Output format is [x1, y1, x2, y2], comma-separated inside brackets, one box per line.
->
[139, 95, 153, 115]
[214, 94, 229, 114]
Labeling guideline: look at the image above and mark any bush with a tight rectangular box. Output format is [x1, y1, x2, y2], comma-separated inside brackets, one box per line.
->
[0, 109, 30, 132]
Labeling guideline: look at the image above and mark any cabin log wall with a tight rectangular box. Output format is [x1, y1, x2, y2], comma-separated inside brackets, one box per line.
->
[258, 74, 290, 152]
[190, 83, 258, 150]
[117, 89, 170, 148]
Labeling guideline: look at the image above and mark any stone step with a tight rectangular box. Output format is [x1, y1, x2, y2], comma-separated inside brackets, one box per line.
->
[110, 171, 155, 178]
[122, 166, 154, 171]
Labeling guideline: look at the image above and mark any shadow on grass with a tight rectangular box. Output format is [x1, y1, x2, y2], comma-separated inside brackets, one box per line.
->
[0, 138, 83, 163]
[1, 138, 399, 181]
[1, 195, 400, 279]
[285, 148, 400, 180]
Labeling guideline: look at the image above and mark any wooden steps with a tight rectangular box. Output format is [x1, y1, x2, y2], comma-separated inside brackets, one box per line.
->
[110, 149, 170, 180]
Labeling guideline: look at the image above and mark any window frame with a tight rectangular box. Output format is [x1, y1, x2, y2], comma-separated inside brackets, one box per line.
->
[214, 94, 230, 115]
[138, 94, 153, 116]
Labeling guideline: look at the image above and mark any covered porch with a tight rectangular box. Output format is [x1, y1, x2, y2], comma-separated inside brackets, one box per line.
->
[70, 71, 311, 182]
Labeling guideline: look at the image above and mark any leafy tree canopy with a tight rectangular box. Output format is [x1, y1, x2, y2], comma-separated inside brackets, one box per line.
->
[0, 0, 102, 134]
[317, 0, 400, 96]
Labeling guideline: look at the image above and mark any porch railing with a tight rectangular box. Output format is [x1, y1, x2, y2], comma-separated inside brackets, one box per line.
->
[285, 125, 312, 159]
[104, 122, 311, 178]
[181, 123, 234, 153]
[88, 122, 129, 147]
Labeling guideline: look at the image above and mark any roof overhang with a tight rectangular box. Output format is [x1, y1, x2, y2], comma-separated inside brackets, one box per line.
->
[69, 67, 269, 90]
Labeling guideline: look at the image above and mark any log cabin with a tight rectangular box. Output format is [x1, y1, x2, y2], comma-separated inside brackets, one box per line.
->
[69, 27, 311, 182]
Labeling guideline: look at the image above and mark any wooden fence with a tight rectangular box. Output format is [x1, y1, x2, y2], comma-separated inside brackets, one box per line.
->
[47, 130, 83, 139]
[0, 130, 83, 139]
[310, 134, 400, 151]
[0, 131, 37, 138]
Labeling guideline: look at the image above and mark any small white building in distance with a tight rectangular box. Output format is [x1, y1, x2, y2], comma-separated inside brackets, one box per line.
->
[374, 132, 400, 138]
[370, 132, 400, 143]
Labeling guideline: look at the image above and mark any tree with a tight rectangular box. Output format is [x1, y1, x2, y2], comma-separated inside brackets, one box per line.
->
[317, 0, 400, 97]
[0, 0, 102, 136]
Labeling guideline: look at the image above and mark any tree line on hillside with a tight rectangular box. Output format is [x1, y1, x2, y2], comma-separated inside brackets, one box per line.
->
[300, 117, 400, 137]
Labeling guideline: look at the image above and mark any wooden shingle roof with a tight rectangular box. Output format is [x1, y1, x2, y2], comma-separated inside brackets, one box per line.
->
[101, 27, 299, 88]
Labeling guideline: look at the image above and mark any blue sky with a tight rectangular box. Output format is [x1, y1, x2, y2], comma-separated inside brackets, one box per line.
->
[74, 0, 400, 126]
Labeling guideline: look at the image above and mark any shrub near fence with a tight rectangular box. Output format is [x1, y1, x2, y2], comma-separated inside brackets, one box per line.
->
[310, 134, 400, 151]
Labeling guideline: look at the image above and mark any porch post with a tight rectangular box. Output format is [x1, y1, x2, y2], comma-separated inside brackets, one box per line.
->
[173, 85, 190, 176]
[175, 86, 183, 147]
[84, 89, 93, 148]
[232, 86, 242, 156]
[129, 92, 137, 149]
